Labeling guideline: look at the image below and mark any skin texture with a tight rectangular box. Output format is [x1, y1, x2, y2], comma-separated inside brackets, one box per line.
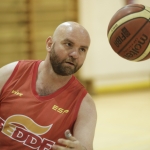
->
[0, 21, 97, 150]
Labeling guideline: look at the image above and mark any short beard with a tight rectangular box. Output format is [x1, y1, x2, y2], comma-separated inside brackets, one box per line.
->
[50, 44, 82, 76]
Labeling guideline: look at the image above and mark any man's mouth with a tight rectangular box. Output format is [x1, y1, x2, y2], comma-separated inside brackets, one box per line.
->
[65, 62, 75, 66]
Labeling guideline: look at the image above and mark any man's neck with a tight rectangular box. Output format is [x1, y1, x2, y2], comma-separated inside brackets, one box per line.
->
[36, 61, 72, 96]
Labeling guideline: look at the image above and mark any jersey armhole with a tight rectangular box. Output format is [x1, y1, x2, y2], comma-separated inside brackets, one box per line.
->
[74, 90, 87, 120]
[1, 61, 20, 94]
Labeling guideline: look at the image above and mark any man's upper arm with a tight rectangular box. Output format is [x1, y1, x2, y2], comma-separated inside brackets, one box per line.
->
[73, 93, 97, 150]
[0, 61, 18, 92]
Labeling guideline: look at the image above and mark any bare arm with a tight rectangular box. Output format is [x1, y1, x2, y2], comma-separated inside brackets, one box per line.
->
[52, 93, 97, 150]
[73, 93, 97, 150]
[0, 61, 18, 92]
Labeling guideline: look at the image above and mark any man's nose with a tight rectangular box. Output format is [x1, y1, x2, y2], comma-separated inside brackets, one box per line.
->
[69, 49, 79, 59]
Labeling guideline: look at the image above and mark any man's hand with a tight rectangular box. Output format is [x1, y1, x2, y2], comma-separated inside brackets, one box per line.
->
[52, 130, 86, 150]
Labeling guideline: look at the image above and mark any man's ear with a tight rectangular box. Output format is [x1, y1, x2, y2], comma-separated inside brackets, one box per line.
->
[46, 36, 53, 51]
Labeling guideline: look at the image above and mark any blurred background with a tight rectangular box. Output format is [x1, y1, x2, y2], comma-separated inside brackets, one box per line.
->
[0, 0, 150, 149]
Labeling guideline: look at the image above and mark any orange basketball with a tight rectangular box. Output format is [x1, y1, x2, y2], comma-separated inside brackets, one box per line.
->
[107, 4, 150, 61]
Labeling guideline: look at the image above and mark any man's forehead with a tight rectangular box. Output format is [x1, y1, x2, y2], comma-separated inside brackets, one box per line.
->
[53, 22, 90, 46]
[62, 38, 89, 49]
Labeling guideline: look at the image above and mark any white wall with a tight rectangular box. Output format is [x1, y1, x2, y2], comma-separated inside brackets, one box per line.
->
[78, 0, 150, 88]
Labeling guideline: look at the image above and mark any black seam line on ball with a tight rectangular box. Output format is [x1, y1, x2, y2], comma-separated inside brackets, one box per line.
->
[145, 9, 150, 13]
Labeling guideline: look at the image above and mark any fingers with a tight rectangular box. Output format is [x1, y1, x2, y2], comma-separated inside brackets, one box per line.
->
[52, 144, 70, 150]
[52, 130, 78, 150]
[52, 138, 75, 150]
[65, 130, 76, 141]
[65, 130, 72, 139]
[58, 138, 75, 148]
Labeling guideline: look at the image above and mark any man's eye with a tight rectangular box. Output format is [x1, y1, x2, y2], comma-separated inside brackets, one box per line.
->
[66, 43, 72, 47]
[80, 48, 86, 52]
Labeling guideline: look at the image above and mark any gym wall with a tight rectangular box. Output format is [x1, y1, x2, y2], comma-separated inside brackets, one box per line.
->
[78, 0, 150, 94]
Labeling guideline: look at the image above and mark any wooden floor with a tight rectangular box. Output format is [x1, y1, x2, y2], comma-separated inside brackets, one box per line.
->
[93, 89, 150, 150]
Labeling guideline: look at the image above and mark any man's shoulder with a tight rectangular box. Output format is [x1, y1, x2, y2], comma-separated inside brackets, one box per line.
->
[0, 61, 19, 92]
[0, 61, 19, 75]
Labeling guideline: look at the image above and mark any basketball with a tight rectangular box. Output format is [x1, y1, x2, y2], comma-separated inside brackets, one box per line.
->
[107, 4, 150, 61]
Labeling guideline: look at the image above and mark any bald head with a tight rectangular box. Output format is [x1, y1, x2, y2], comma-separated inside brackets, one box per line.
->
[52, 21, 90, 46]
[45, 22, 91, 76]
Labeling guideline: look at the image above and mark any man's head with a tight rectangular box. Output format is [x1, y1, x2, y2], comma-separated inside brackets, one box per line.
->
[46, 21, 90, 76]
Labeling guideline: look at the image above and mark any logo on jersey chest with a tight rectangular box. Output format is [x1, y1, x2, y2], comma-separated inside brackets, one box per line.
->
[52, 105, 69, 114]
[12, 90, 23, 97]
[0, 115, 55, 150]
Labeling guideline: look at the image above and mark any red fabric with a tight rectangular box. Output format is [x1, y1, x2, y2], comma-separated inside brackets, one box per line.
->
[0, 60, 87, 150]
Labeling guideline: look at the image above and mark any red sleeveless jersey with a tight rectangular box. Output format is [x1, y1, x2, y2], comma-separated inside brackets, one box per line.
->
[0, 60, 87, 150]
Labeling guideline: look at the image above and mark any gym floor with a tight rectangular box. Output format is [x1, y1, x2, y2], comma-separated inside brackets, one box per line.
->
[93, 89, 150, 150]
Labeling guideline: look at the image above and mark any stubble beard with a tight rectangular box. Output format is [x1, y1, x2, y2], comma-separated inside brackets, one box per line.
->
[50, 45, 82, 76]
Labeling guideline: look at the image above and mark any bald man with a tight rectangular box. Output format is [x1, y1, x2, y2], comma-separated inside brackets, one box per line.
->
[0, 22, 97, 150]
